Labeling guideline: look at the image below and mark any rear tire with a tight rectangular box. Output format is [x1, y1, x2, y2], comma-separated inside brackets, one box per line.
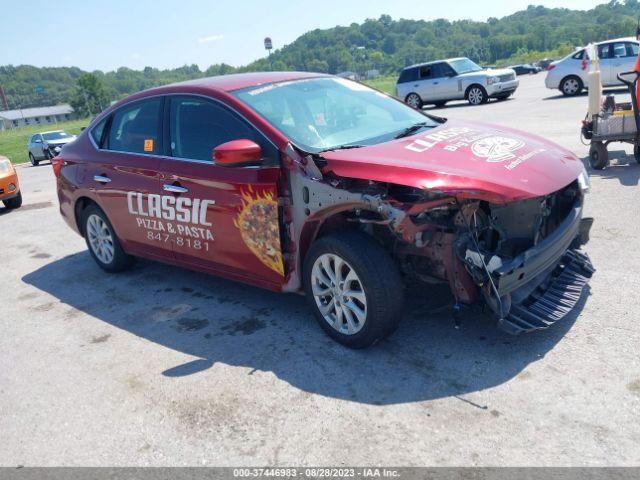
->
[82, 204, 133, 273]
[405, 93, 423, 109]
[303, 230, 404, 349]
[561, 76, 583, 96]
[466, 85, 488, 105]
[3, 191, 22, 209]
[589, 142, 609, 170]
[29, 153, 39, 167]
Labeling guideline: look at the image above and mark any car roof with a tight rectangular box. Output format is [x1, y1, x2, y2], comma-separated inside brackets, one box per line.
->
[595, 36, 637, 45]
[403, 57, 469, 70]
[38, 130, 65, 134]
[150, 71, 329, 94]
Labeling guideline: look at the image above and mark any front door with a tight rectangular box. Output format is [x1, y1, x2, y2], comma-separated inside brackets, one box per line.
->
[431, 62, 460, 100]
[156, 95, 285, 288]
[88, 97, 168, 259]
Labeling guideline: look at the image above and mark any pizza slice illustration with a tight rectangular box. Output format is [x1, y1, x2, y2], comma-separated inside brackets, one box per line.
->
[233, 186, 284, 276]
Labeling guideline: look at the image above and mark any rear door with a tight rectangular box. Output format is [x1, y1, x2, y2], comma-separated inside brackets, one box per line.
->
[30, 134, 44, 159]
[88, 97, 168, 259]
[597, 43, 614, 85]
[415, 65, 439, 102]
[155, 95, 285, 287]
[611, 41, 639, 85]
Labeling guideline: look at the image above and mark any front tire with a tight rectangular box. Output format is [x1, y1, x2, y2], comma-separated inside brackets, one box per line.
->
[560, 76, 583, 96]
[466, 85, 488, 105]
[29, 153, 39, 167]
[303, 231, 404, 349]
[589, 142, 609, 170]
[3, 191, 22, 209]
[82, 204, 133, 272]
[405, 93, 423, 109]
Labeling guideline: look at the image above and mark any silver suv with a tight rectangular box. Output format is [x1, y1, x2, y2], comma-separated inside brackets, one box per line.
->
[545, 38, 640, 96]
[27, 130, 76, 166]
[395, 57, 519, 108]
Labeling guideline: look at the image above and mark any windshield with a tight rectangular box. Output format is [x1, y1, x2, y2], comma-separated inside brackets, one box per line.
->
[233, 77, 438, 153]
[449, 58, 483, 74]
[42, 131, 72, 141]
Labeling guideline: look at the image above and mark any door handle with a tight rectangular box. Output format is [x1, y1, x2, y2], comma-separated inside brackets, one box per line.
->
[433, 81, 439, 85]
[163, 184, 189, 194]
[93, 175, 111, 183]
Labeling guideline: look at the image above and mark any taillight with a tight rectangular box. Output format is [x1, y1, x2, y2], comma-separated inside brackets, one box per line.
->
[51, 156, 64, 177]
[547, 64, 556, 71]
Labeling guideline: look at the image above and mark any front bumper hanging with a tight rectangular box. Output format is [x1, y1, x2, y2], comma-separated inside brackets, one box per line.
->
[498, 249, 594, 335]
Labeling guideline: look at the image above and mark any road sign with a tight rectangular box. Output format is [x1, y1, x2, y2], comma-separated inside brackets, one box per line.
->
[34, 86, 45, 94]
[264, 37, 273, 51]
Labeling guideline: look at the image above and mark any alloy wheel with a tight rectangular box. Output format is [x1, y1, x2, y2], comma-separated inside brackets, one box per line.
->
[86, 214, 115, 265]
[468, 87, 484, 105]
[406, 94, 421, 109]
[310, 253, 367, 335]
[563, 78, 580, 95]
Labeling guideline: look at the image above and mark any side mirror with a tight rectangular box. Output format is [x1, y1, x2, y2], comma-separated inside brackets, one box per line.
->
[214, 139, 262, 167]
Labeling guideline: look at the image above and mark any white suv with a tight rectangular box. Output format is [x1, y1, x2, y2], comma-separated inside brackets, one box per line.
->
[545, 37, 640, 96]
[396, 57, 518, 108]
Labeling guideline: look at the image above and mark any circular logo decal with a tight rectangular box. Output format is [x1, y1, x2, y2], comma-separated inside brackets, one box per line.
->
[471, 136, 525, 163]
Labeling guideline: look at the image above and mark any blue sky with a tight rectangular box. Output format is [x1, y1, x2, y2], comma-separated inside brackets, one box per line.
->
[1, 0, 604, 72]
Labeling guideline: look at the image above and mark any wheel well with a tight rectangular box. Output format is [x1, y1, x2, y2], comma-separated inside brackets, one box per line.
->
[74, 197, 99, 236]
[298, 209, 392, 271]
[465, 84, 485, 98]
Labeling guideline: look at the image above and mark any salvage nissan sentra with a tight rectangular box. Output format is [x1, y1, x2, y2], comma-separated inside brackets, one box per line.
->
[54, 72, 593, 348]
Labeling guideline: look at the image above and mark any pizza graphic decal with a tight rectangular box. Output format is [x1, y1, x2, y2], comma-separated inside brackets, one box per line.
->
[233, 186, 284, 276]
[471, 136, 525, 163]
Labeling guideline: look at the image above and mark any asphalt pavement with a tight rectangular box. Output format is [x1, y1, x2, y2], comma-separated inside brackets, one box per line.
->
[1, 74, 639, 466]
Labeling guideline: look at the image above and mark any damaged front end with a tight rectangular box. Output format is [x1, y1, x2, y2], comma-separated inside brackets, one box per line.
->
[454, 180, 594, 333]
[283, 144, 593, 335]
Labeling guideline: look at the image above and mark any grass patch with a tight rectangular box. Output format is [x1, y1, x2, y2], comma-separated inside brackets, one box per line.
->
[363, 75, 397, 96]
[0, 118, 91, 164]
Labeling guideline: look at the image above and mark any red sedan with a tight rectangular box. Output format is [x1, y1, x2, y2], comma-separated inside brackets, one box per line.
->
[55, 72, 593, 348]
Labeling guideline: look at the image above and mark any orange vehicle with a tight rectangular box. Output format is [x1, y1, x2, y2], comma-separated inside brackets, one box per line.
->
[0, 156, 22, 210]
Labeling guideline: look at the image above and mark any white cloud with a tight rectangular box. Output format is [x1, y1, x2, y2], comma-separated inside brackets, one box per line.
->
[198, 34, 224, 44]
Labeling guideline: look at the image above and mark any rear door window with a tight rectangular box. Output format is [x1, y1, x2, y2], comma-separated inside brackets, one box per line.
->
[397, 68, 418, 84]
[106, 98, 163, 154]
[419, 65, 433, 79]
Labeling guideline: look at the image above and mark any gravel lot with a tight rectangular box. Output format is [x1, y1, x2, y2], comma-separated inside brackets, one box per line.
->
[1, 75, 639, 466]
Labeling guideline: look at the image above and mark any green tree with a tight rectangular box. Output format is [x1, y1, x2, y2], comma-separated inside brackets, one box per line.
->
[70, 73, 110, 117]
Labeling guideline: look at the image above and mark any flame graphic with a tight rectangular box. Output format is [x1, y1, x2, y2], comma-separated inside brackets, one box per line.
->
[233, 186, 284, 276]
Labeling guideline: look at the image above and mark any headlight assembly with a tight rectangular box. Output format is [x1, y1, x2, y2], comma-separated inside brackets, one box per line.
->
[487, 76, 500, 85]
[578, 165, 590, 193]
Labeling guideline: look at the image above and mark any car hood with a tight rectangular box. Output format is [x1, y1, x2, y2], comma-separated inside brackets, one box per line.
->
[458, 68, 514, 79]
[319, 119, 583, 204]
[45, 137, 75, 146]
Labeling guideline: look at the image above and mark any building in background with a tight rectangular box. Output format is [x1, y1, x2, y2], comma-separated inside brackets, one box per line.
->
[0, 104, 75, 131]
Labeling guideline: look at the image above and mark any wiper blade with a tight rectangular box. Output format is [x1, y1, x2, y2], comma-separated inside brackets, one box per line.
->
[318, 144, 366, 153]
[394, 121, 432, 139]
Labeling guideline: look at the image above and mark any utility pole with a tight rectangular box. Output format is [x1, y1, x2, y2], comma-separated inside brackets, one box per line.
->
[264, 37, 273, 71]
[0, 84, 8, 111]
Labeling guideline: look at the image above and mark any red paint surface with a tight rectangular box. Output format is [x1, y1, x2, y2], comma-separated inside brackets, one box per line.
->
[320, 119, 584, 203]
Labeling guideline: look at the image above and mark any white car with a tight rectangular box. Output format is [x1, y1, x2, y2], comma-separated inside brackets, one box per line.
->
[395, 57, 519, 108]
[545, 37, 640, 96]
